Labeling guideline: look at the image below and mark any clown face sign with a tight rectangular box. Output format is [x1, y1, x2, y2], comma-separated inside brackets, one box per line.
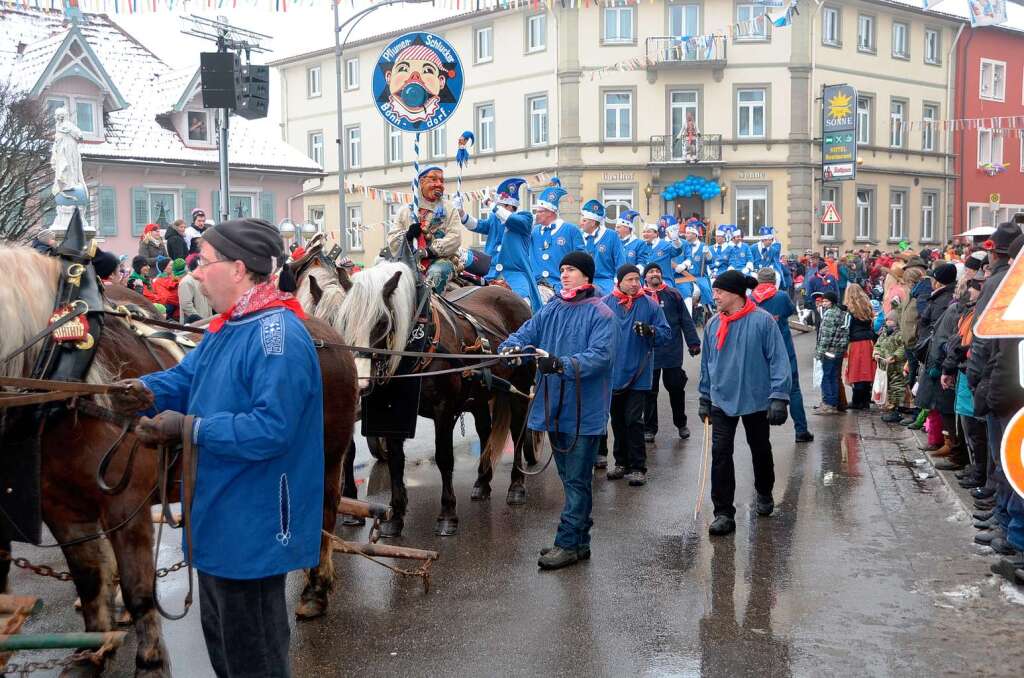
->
[374, 32, 464, 132]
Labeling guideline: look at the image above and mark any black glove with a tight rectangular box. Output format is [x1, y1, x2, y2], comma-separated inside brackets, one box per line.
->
[405, 222, 422, 242]
[537, 356, 564, 375]
[135, 411, 186, 446]
[633, 321, 655, 337]
[766, 398, 788, 426]
[110, 379, 155, 415]
[698, 397, 711, 423]
[688, 345, 701, 357]
[426, 247, 439, 259]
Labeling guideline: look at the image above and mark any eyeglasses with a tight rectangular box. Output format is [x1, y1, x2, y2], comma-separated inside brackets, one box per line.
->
[195, 257, 234, 270]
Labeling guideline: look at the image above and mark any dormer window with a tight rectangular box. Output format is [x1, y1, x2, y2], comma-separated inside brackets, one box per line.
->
[45, 94, 101, 139]
[187, 110, 211, 143]
[74, 99, 97, 135]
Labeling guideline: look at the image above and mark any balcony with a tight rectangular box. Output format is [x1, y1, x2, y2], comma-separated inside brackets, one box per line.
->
[645, 36, 727, 83]
[650, 134, 723, 164]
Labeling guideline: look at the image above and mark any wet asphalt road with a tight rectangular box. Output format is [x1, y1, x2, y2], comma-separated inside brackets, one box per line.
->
[8, 331, 1024, 677]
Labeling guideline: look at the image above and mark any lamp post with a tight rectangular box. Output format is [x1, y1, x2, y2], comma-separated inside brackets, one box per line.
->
[643, 184, 654, 216]
[718, 184, 728, 216]
[279, 219, 318, 249]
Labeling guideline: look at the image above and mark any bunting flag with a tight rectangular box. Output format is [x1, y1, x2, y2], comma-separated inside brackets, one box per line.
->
[342, 171, 557, 209]
[967, 0, 1008, 27]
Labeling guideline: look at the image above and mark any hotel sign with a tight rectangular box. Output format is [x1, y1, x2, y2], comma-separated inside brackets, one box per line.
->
[822, 84, 858, 182]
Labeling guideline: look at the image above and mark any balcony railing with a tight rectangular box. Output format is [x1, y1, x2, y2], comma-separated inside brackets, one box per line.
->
[645, 35, 728, 67]
[650, 134, 723, 164]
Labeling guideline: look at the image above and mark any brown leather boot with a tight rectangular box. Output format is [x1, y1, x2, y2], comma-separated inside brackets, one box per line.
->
[930, 434, 956, 459]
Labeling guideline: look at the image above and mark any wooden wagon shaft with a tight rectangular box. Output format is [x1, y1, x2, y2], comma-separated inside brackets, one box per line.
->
[327, 533, 438, 562]
[0, 596, 41, 619]
[0, 631, 126, 652]
[337, 497, 393, 521]
[151, 508, 181, 524]
[789, 319, 814, 334]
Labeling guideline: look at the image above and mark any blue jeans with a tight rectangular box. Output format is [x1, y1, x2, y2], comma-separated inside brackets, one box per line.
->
[425, 259, 455, 294]
[549, 432, 600, 550]
[820, 357, 841, 407]
[789, 366, 809, 434]
[988, 414, 1012, 531]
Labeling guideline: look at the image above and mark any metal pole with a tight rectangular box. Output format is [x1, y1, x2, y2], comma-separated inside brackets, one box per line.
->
[334, 0, 347, 257]
[218, 107, 230, 222]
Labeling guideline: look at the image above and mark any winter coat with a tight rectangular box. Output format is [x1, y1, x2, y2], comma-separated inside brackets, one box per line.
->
[988, 337, 1024, 418]
[816, 306, 849, 359]
[911, 279, 931, 316]
[585, 227, 626, 296]
[178, 273, 213, 322]
[899, 287, 920, 347]
[165, 228, 189, 261]
[805, 271, 839, 300]
[847, 314, 877, 343]
[138, 236, 166, 265]
[915, 301, 958, 414]
[754, 290, 800, 377]
[873, 327, 905, 363]
[918, 283, 955, 344]
[602, 293, 672, 391]
[644, 285, 699, 370]
[967, 260, 1010, 417]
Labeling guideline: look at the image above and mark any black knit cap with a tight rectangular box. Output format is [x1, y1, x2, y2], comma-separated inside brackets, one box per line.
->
[131, 255, 148, 274]
[616, 264, 641, 283]
[643, 262, 662, 275]
[92, 249, 119, 279]
[932, 262, 957, 285]
[712, 269, 757, 297]
[203, 218, 285, 275]
[822, 291, 839, 305]
[559, 251, 595, 283]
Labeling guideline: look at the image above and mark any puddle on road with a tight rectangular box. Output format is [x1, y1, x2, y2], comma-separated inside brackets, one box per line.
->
[884, 449, 934, 494]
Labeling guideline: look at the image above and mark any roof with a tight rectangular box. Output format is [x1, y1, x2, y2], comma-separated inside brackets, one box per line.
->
[0, 6, 321, 175]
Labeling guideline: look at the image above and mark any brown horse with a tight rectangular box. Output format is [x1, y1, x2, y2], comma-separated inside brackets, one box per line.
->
[0, 246, 357, 676]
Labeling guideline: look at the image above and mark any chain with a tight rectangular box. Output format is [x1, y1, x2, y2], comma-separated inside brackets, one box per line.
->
[1, 550, 186, 582]
[154, 560, 188, 578]
[3, 647, 110, 676]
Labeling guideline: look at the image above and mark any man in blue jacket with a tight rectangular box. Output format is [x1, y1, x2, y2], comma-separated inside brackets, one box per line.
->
[708, 226, 733, 280]
[580, 199, 625, 295]
[500, 251, 616, 571]
[112, 218, 323, 677]
[615, 210, 647, 267]
[602, 264, 671, 486]
[530, 184, 586, 293]
[727, 228, 754, 274]
[462, 177, 528, 280]
[699, 270, 792, 537]
[639, 218, 684, 279]
[641, 262, 701, 442]
[751, 226, 784, 288]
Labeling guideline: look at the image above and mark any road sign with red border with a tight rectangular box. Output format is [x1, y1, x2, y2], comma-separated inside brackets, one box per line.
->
[975, 254, 1024, 338]
[820, 202, 841, 225]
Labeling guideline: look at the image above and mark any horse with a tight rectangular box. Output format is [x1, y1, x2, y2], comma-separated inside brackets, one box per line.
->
[305, 261, 535, 538]
[0, 246, 358, 676]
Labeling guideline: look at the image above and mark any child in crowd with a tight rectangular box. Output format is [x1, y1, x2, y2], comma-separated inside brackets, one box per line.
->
[873, 311, 906, 423]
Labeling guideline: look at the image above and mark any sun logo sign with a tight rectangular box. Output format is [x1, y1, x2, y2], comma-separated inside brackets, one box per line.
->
[828, 92, 853, 124]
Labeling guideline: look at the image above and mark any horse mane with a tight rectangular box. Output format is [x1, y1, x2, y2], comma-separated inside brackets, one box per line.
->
[0, 246, 62, 379]
[334, 261, 416, 376]
[297, 266, 347, 323]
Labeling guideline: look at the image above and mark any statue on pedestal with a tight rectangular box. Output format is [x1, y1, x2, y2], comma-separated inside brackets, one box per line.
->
[49, 107, 92, 235]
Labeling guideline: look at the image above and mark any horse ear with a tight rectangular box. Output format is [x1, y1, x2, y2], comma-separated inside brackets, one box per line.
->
[337, 266, 353, 293]
[308, 274, 324, 305]
[382, 271, 402, 302]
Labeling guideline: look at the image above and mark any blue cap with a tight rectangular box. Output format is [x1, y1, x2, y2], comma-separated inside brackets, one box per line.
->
[417, 165, 443, 181]
[759, 225, 776, 238]
[495, 177, 527, 207]
[535, 186, 568, 213]
[615, 209, 640, 228]
[548, 177, 561, 187]
[715, 225, 732, 238]
[580, 199, 606, 223]
[659, 214, 679, 228]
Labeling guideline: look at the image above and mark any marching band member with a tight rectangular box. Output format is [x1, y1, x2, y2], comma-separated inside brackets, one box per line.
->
[751, 225, 785, 288]
[530, 184, 585, 294]
[639, 216, 684, 280]
[580, 199, 626, 295]
[727, 227, 754, 274]
[708, 226, 733, 280]
[615, 210, 647, 268]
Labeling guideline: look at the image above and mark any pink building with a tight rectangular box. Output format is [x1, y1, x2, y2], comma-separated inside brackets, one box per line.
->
[1, 5, 322, 257]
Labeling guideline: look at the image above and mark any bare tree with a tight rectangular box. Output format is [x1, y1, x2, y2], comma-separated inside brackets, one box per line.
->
[0, 82, 54, 243]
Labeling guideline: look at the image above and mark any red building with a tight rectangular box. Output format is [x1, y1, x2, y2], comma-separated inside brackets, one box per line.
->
[953, 25, 1024, 236]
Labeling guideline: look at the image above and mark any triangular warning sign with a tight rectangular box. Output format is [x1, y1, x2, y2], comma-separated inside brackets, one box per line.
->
[821, 202, 841, 225]
[976, 254, 1024, 338]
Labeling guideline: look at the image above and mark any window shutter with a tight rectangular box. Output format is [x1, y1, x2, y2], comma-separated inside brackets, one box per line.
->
[211, 191, 220, 222]
[181, 189, 198, 221]
[131, 187, 148, 236]
[98, 187, 117, 236]
[259, 192, 275, 222]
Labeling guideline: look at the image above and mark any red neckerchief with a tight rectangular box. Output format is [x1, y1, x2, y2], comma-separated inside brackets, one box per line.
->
[612, 286, 646, 310]
[208, 281, 306, 333]
[715, 298, 757, 350]
[559, 284, 595, 301]
[752, 283, 777, 303]
[645, 282, 669, 303]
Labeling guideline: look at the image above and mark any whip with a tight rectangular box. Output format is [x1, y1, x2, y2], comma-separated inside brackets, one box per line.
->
[693, 418, 711, 523]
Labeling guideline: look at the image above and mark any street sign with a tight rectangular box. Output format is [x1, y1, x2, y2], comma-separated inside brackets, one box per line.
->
[975, 254, 1024, 338]
[821, 201, 842, 225]
[822, 84, 858, 182]
[1001, 405, 1024, 500]
[990, 192, 1002, 205]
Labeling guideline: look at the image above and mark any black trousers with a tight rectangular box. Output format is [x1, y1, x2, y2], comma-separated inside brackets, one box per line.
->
[643, 367, 688, 434]
[850, 382, 872, 408]
[199, 571, 291, 678]
[962, 415, 988, 470]
[710, 407, 775, 519]
[611, 389, 647, 472]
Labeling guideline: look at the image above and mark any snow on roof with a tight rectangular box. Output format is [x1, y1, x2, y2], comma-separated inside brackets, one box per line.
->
[0, 5, 321, 175]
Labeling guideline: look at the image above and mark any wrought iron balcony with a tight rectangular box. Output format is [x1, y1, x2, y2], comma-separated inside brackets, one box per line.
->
[650, 134, 723, 164]
[645, 35, 728, 69]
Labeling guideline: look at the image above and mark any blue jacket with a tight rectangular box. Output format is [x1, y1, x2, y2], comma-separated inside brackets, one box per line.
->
[727, 241, 754, 273]
[911, 279, 931, 315]
[709, 243, 732, 278]
[646, 285, 700, 369]
[639, 238, 683, 279]
[602, 293, 672, 391]
[495, 212, 543, 312]
[584, 226, 625, 295]
[699, 307, 792, 417]
[805, 271, 839, 299]
[751, 241, 783, 282]
[466, 211, 503, 279]
[682, 240, 711, 278]
[500, 289, 616, 435]
[754, 290, 799, 376]
[531, 219, 586, 292]
[141, 308, 324, 579]
[622, 236, 646, 267]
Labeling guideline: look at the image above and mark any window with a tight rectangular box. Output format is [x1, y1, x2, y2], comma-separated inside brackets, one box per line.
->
[857, 97, 871, 146]
[736, 4, 768, 40]
[735, 186, 768, 232]
[476, 102, 495, 152]
[46, 96, 99, 138]
[75, 100, 96, 134]
[889, 100, 905, 149]
[922, 104, 938, 152]
[346, 205, 363, 252]
[889, 190, 906, 241]
[308, 205, 325, 230]
[980, 59, 1006, 101]
[603, 90, 632, 141]
[968, 204, 988, 230]
[822, 7, 840, 46]
[856, 188, 873, 240]
[346, 126, 361, 169]
[737, 88, 766, 139]
[475, 26, 494, 63]
[892, 22, 909, 59]
[308, 131, 324, 167]
[430, 126, 446, 158]
[603, 6, 635, 44]
[307, 66, 321, 97]
[978, 128, 1004, 166]
[386, 201, 403, 229]
[228, 194, 254, 218]
[148, 191, 177, 225]
[669, 3, 700, 37]
[187, 111, 210, 142]
[858, 14, 875, 52]
[921, 192, 937, 242]
[345, 58, 359, 90]
[526, 14, 546, 52]
[925, 28, 941, 64]
[821, 186, 840, 240]
[601, 188, 634, 223]
[45, 96, 68, 122]
[388, 127, 403, 163]
[670, 89, 699, 160]
[527, 95, 548, 146]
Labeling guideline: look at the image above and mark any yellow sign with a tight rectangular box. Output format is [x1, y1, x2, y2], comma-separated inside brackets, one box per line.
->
[827, 92, 853, 122]
[991, 193, 1001, 205]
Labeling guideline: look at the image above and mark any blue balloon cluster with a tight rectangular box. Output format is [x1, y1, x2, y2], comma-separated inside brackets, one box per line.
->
[661, 176, 722, 202]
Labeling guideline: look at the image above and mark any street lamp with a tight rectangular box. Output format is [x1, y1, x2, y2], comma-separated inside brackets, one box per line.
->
[278, 218, 296, 247]
[644, 184, 654, 215]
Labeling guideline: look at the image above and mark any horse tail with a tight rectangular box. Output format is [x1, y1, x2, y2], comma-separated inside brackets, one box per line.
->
[481, 393, 513, 475]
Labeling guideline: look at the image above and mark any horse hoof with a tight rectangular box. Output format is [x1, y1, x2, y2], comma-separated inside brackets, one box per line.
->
[470, 485, 490, 501]
[295, 596, 328, 621]
[379, 518, 404, 539]
[506, 486, 527, 506]
[434, 517, 459, 537]
[341, 514, 366, 527]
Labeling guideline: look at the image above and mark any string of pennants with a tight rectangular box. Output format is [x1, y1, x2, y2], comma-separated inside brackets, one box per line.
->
[895, 115, 1024, 136]
[343, 171, 560, 213]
